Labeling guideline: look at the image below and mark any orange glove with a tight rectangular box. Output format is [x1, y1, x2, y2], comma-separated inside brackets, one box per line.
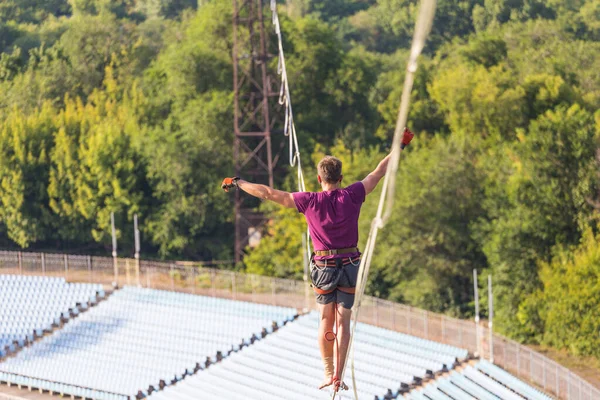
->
[401, 127, 414, 149]
[221, 177, 240, 192]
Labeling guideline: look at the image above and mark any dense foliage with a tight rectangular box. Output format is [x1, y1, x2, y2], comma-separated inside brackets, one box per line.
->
[1, 0, 599, 358]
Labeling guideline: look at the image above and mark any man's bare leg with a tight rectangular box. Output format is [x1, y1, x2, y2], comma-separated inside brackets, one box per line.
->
[317, 302, 336, 389]
[334, 303, 352, 390]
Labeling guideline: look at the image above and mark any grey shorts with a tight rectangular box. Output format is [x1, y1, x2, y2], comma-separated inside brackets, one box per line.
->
[310, 259, 360, 309]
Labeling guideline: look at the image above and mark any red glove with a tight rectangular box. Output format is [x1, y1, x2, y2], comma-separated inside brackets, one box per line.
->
[221, 177, 240, 192]
[401, 127, 414, 149]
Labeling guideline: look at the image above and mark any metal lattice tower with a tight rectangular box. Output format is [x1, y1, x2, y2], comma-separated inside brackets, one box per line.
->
[232, 0, 278, 263]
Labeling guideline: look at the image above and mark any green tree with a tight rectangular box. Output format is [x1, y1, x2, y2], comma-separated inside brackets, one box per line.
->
[471, 0, 555, 32]
[280, 16, 382, 150]
[373, 54, 446, 138]
[47, 66, 149, 247]
[0, 0, 70, 24]
[430, 53, 527, 138]
[285, 0, 373, 21]
[0, 23, 22, 52]
[244, 205, 307, 278]
[371, 134, 487, 315]
[355, 0, 481, 53]
[142, 91, 234, 259]
[0, 103, 56, 247]
[59, 13, 130, 96]
[521, 228, 600, 357]
[478, 104, 599, 338]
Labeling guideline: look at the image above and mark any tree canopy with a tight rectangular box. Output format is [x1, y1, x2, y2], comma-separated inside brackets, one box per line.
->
[1, 0, 600, 361]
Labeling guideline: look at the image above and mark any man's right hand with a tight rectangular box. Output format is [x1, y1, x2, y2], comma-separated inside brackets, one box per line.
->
[221, 177, 240, 192]
[401, 127, 414, 149]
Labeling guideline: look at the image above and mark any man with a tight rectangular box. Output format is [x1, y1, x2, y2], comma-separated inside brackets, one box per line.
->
[221, 127, 414, 391]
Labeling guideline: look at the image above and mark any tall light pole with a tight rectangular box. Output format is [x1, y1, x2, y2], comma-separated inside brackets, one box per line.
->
[111, 212, 118, 286]
[488, 274, 494, 363]
[134, 214, 141, 287]
[473, 269, 482, 357]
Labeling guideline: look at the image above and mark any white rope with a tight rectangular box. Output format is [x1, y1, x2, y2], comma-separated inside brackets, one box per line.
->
[334, 1, 437, 399]
[270, 0, 312, 277]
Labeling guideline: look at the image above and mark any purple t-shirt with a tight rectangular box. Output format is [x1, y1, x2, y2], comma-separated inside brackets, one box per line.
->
[293, 182, 366, 260]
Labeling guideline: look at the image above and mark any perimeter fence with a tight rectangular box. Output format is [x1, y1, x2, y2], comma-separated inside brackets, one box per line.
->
[0, 250, 598, 400]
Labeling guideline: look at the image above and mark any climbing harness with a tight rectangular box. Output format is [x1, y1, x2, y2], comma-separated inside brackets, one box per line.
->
[334, 1, 438, 399]
[310, 255, 360, 296]
[314, 247, 360, 257]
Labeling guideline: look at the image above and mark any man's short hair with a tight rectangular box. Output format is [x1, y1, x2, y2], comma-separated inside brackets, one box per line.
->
[318, 156, 342, 184]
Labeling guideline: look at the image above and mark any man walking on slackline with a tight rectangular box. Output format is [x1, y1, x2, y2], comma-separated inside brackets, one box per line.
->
[221, 128, 414, 391]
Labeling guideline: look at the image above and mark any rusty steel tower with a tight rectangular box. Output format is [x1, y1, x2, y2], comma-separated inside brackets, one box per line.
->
[232, 0, 278, 263]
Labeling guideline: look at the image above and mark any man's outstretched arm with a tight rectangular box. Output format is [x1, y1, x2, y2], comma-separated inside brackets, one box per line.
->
[361, 127, 414, 196]
[361, 153, 394, 196]
[222, 178, 296, 209]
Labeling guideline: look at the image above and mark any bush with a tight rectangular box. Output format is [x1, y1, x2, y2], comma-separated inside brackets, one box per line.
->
[523, 228, 600, 358]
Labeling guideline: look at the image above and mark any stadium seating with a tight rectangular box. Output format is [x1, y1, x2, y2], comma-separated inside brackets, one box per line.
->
[0, 275, 103, 357]
[475, 359, 553, 400]
[0, 277, 556, 400]
[0, 286, 297, 399]
[405, 361, 553, 400]
[148, 311, 468, 400]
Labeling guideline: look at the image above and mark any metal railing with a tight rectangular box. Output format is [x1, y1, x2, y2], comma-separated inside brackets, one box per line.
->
[0, 249, 598, 399]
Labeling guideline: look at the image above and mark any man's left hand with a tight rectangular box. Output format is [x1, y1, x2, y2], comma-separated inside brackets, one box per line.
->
[401, 127, 414, 149]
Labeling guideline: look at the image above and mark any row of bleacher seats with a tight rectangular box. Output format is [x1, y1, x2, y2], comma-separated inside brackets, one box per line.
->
[0, 286, 297, 399]
[406, 360, 552, 400]
[0, 275, 555, 400]
[149, 311, 469, 400]
[0, 275, 103, 356]
[0, 371, 126, 400]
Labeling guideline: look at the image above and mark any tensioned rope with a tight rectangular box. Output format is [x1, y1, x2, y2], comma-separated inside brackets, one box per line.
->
[337, 1, 437, 399]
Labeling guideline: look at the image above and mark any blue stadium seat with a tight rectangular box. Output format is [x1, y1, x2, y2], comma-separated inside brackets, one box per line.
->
[0, 286, 297, 399]
[449, 371, 500, 400]
[475, 360, 553, 400]
[1, 277, 556, 400]
[0, 275, 101, 354]
[437, 377, 477, 399]
[147, 311, 469, 400]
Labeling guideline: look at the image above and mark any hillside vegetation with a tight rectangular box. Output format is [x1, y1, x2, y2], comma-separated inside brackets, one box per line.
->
[1, 0, 599, 359]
